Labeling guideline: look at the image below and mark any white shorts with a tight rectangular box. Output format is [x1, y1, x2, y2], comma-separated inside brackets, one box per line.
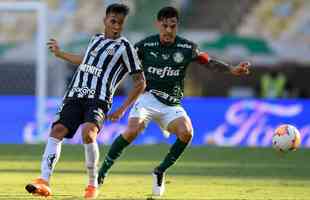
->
[129, 92, 189, 137]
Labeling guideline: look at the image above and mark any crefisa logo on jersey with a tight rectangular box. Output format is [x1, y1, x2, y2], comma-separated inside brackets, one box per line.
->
[148, 66, 180, 78]
[173, 52, 184, 63]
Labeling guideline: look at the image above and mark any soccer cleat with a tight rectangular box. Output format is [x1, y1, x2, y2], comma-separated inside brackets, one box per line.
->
[84, 185, 98, 199]
[97, 170, 106, 186]
[25, 178, 52, 197]
[152, 168, 165, 196]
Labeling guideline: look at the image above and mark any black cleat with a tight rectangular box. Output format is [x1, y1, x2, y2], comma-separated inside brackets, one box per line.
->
[97, 172, 106, 186]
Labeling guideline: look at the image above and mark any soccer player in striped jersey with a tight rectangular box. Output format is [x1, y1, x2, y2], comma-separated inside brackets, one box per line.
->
[97, 6, 250, 197]
[25, 4, 146, 199]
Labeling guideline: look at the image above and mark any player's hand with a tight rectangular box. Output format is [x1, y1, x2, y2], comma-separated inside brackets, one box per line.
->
[107, 108, 125, 122]
[230, 61, 251, 76]
[47, 38, 62, 57]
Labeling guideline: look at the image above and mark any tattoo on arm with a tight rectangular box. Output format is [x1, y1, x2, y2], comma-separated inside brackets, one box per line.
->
[205, 59, 232, 73]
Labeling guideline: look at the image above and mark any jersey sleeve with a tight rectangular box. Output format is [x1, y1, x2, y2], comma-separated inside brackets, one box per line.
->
[89, 33, 102, 45]
[122, 41, 142, 75]
[80, 35, 98, 62]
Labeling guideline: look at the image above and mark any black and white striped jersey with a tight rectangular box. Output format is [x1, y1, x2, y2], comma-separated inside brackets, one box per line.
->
[64, 34, 142, 104]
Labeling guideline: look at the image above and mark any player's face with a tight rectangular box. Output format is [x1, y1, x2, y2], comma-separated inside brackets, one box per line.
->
[157, 17, 178, 45]
[104, 13, 126, 39]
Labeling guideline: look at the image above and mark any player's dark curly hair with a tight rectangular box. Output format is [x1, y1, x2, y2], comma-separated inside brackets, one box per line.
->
[157, 6, 179, 21]
[106, 3, 130, 16]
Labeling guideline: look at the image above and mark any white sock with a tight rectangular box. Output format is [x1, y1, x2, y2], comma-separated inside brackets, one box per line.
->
[84, 142, 99, 188]
[41, 137, 62, 182]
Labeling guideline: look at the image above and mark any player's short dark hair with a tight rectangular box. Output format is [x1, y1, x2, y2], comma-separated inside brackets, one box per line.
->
[157, 6, 179, 21]
[106, 3, 129, 16]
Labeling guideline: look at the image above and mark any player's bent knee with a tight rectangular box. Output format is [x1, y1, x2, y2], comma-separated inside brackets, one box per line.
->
[122, 127, 141, 143]
[82, 123, 99, 144]
[122, 119, 144, 143]
[177, 129, 193, 143]
[83, 134, 97, 144]
[50, 124, 68, 140]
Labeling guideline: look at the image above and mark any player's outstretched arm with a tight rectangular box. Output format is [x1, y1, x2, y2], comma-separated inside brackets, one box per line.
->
[47, 38, 83, 65]
[196, 52, 250, 76]
[108, 72, 146, 122]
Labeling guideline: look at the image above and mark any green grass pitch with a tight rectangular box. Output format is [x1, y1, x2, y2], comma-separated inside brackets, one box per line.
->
[0, 144, 309, 200]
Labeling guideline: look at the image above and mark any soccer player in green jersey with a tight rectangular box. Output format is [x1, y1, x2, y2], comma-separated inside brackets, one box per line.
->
[97, 6, 250, 196]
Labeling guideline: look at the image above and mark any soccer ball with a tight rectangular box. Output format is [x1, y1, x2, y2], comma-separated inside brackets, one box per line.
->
[272, 124, 301, 152]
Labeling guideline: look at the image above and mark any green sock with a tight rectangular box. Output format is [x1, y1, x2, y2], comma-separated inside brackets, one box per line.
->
[98, 135, 130, 177]
[157, 138, 189, 172]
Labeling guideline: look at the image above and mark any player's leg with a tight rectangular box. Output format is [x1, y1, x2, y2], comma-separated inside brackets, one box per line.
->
[40, 124, 67, 181]
[157, 116, 193, 172]
[25, 124, 68, 197]
[97, 117, 145, 184]
[98, 94, 153, 185]
[26, 101, 83, 196]
[82, 102, 108, 199]
[152, 107, 193, 196]
[81, 122, 100, 199]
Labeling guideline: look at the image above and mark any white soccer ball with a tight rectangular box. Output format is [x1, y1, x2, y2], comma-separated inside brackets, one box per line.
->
[272, 124, 301, 152]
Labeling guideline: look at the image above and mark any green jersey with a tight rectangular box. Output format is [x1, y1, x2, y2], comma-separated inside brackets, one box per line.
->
[135, 35, 199, 106]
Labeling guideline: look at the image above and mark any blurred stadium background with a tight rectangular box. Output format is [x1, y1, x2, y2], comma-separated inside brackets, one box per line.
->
[1, 0, 309, 145]
[0, 0, 310, 199]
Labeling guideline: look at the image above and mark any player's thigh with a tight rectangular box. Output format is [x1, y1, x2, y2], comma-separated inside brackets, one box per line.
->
[52, 100, 84, 139]
[160, 105, 189, 131]
[128, 95, 157, 129]
[83, 101, 109, 133]
[165, 108, 193, 142]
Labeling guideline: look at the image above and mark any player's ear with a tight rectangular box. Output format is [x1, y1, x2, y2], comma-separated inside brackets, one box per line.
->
[103, 16, 108, 25]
